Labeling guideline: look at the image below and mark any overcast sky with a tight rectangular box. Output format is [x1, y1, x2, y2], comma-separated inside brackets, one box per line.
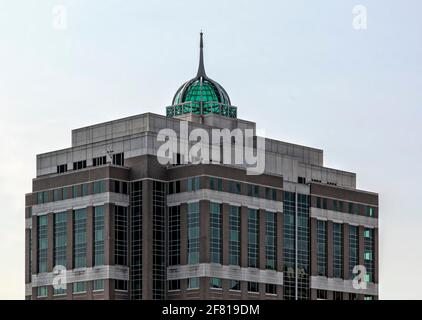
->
[0, 0, 421, 299]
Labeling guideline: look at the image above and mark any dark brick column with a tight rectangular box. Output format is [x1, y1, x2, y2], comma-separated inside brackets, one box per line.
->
[142, 179, 153, 300]
[343, 223, 349, 280]
[222, 203, 230, 266]
[200, 200, 210, 264]
[276, 211, 283, 299]
[180, 203, 188, 266]
[66, 209, 73, 299]
[240, 206, 248, 268]
[86, 206, 93, 268]
[47, 212, 54, 299]
[327, 221, 334, 278]
[259, 209, 266, 270]
[310, 218, 318, 276]
[374, 228, 379, 284]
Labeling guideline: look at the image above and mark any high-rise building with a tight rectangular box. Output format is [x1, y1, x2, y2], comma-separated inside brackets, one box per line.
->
[25, 33, 378, 300]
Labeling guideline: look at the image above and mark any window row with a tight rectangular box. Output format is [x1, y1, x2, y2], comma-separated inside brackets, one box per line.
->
[314, 196, 376, 217]
[36, 279, 128, 297]
[56, 153, 125, 174]
[36, 179, 128, 205]
[168, 176, 279, 201]
[169, 278, 277, 294]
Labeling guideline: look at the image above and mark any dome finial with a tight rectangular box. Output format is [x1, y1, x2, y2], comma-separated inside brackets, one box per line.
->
[197, 31, 207, 77]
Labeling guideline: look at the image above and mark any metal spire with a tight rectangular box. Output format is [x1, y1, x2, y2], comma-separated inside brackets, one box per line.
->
[197, 31, 207, 77]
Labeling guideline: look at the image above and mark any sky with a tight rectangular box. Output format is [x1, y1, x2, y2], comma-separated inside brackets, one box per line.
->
[0, 0, 421, 300]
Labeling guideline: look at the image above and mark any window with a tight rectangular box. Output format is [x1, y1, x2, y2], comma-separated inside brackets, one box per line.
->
[317, 220, 327, 277]
[348, 202, 354, 214]
[229, 280, 240, 291]
[57, 164, 67, 174]
[168, 280, 180, 291]
[209, 177, 222, 191]
[37, 286, 48, 297]
[247, 184, 259, 197]
[112, 153, 124, 166]
[131, 181, 142, 300]
[317, 289, 327, 300]
[188, 277, 199, 289]
[53, 287, 66, 295]
[168, 206, 181, 266]
[283, 191, 296, 300]
[210, 202, 222, 264]
[364, 228, 374, 283]
[187, 177, 200, 192]
[115, 206, 128, 265]
[297, 176, 306, 184]
[247, 209, 259, 268]
[152, 181, 166, 300]
[333, 200, 338, 211]
[265, 211, 276, 270]
[229, 181, 241, 194]
[54, 212, 67, 268]
[37, 215, 48, 273]
[62, 187, 67, 200]
[265, 188, 277, 201]
[93, 279, 104, 291]
[229, 206, 240, 266]
[93, 206, 105, 266]
[210, 278, 222, 289]
[322, 198, 327, 210]
[248, 282, 259, 293]
[43, 191, 49, 204]
[53, 189, 61, 202]
[349, 293, 358, 300]
[187, 202, 200, 264]
[115, 280, 128, 291]
[73, 160, 86, 171]
[93, 156, 107, 167]
[266, 284, 277, 294]
[333, 291, 343, 300]
[93, 180, 106, 194]
[72, 185, 79, 198]
[82, 184, 89, 196]
[316, 197, 321, 209]
[168, 180, 181, 194]
[73, 282, 86, 293]
[73, 209, 87, 268]
[366, 206, 375, 217]
[354, 204, 361, 215]
[349, 225, 359, 278]
[333, 223, 343, 279]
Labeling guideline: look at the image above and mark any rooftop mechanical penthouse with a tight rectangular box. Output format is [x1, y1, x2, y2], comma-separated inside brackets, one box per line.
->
[25, 33, 379, 300]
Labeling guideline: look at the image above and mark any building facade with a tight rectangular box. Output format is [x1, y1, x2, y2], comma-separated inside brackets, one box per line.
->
[25, 34, 379, 300]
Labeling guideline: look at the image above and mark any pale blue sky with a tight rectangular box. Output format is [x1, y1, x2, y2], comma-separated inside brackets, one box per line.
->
[0, 0, 421, 299]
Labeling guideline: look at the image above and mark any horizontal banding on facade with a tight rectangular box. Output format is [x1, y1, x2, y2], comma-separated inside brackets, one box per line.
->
[167, 189, 283, 212]
[167, 263, 283, 285]
[311, 276, 378, 296]
[311, 208, 378, 228]
[31, 193, 129, 216]
[31, 265, 129, 287]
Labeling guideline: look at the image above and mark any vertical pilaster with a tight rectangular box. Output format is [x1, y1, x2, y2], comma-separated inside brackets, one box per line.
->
[327, 221, 333, 278]
[142, 179, 153, 299]
[343, 223, 349, 280]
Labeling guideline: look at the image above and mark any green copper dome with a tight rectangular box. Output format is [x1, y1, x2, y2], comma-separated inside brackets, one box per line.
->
[166, 32, 237, 119]
[172, 77, 231, 106]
